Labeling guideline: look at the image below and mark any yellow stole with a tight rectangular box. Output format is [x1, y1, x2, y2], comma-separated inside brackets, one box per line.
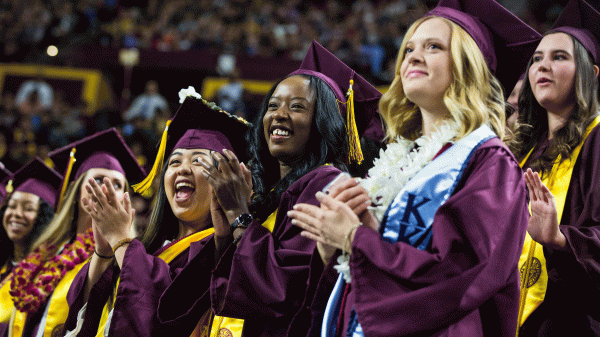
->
[208, 211, 277, 337]
[9, 259, 90, 337]
[517, 116, 600, 329]
[95, 228, 215, 337]
[1, 263, 14, 324]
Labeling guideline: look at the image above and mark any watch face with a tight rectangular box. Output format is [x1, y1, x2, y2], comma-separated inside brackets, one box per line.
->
[232, 213, 253, 229]
[238, 213, 253, 226]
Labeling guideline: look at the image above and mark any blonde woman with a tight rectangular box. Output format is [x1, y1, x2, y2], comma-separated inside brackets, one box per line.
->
[5, 128, 144, 337]
[288, 0, 540, 335]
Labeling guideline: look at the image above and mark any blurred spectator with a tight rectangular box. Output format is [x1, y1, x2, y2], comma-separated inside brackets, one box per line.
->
[15, 78, 53, 114]
[216, 67, 246, 119]
[0, 92, 18, 128]
[48, 97, 86, 148]
[122, 80, 169, 123]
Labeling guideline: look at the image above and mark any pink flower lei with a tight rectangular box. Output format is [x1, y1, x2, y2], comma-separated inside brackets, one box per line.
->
[9, 228, 95, 313]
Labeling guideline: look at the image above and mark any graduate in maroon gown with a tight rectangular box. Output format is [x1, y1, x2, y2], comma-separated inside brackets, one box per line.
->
[61, 90, 250, 337]
[3, 128, 145, 337]
[511, 0, 600, 335]
[157, 41, 382, 337]
[0, 159, 61, 336]
[288, 0, 540, 336]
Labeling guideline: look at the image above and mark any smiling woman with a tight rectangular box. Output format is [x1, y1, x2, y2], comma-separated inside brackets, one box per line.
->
[154, 41, 382, 337]
[60, 90, 251, 337]
[0, 158, 61, 330]
[286, 0, 541, 336]
[511, 0, 600, 335]
[2, 128, 145, 337]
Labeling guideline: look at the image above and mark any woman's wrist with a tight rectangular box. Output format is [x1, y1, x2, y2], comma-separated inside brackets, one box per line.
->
[224, 207, 250, 224]
[111, 237, 134, 254]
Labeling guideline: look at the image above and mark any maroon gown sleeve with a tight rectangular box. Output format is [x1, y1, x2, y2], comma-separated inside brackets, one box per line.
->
[210, 165, 341, 335]
[62, 262, 116, 336]
[156, 235, 217, 334]
[107, 239, 191, 336]
[521, 124, 600, 336]
[349, 139, 530, 337]
[555, 124, 600, 285]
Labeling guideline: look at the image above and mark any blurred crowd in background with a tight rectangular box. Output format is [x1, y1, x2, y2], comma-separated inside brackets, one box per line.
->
[0, 0, 581, 227]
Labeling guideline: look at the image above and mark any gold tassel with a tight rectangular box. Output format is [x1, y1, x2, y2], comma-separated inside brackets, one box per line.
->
[5, 179, 13, 194]
[132, 119, 172, 197]
[346, 79, 363, 164]
[58, 148, 77, 210]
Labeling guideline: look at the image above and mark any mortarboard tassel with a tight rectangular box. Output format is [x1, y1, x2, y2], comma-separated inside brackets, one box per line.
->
[5, 179, 13, 194]
[133, 119, 172, 197]
[58, 148, 76, 210]
[346, 79, 363, 164]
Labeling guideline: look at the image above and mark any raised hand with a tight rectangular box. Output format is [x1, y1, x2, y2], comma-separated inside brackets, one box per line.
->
[524, 168, 566, 250]
[288, 192, 361, 252]
[199, 149, 252, 224]
[82, 177, 135, 248]
[324, 175, 378, 231]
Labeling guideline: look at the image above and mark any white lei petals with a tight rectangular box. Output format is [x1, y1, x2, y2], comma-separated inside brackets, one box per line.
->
[178, 86, 202, 103]
[360, 121, 459, 222]
[335, 121, 458, 283]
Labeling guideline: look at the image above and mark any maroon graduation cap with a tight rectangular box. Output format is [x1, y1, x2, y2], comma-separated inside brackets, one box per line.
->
[288, 40, 384, 163]
[551, 0, 600, 64]
[6, 158, 63, 208]
[133, 91, 251, 197]
[427, 0, 542, 97]
[49, 128, 146, 204]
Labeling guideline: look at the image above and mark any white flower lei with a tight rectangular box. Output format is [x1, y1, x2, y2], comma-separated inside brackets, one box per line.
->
[335, 121, 459, 283]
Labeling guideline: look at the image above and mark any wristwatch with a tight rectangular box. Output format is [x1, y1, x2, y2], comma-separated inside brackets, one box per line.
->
[230, 213, 253, 232]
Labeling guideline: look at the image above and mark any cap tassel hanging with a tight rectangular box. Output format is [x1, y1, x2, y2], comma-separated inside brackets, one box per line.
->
[5, 179, 13, 194]
[346, 79, 363, 164]
[58, 148, 76, 210]
[133, 119, 172, 197]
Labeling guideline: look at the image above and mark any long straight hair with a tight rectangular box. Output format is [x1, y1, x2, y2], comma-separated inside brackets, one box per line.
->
[513, 31, 600, 176]
[248, 74, 348, 222]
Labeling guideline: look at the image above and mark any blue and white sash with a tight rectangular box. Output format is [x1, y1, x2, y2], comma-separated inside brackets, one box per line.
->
[321, 125, 496, 337]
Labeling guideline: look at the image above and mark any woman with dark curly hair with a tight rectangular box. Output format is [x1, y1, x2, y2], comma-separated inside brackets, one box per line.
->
[157, 41, 382, 337]
[0, 158, 61, 331]
[512, 0, 600, 335]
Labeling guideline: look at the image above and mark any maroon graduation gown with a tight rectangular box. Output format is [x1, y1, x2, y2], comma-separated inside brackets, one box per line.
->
[62, 236, 213, 337]
[333, 138, 529, 337]
[520, 124, 600, 336]
[159, 165, 342, 337]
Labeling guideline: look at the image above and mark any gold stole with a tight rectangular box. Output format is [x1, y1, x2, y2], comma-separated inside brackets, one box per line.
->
[0, 263, 14, 324]
[9, 259, 90, 337]
[208, 211, 277, 337]
[517, 116, 600, 329]
[95, 228, 215, 337]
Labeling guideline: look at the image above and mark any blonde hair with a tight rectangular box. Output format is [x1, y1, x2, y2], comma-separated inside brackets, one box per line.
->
[30, 171, 130, 254]
[379, 16, 506, 142]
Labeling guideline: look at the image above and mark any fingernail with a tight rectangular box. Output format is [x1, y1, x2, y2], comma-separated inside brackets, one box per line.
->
[316, 191, 324, 199]
[291, 219, 297, 224]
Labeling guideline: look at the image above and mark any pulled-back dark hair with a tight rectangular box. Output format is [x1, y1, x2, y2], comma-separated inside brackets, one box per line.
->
[142, 163, 179, 254]
[513, 31, 600, 176]
[248, 75, 348, 222]
[142, 151, 220, 254]
[0, 199, 54, 267]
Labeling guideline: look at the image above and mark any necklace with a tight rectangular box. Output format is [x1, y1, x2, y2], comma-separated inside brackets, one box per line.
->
[9, 228, 94, 313]
[335, 122, 458, 282]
